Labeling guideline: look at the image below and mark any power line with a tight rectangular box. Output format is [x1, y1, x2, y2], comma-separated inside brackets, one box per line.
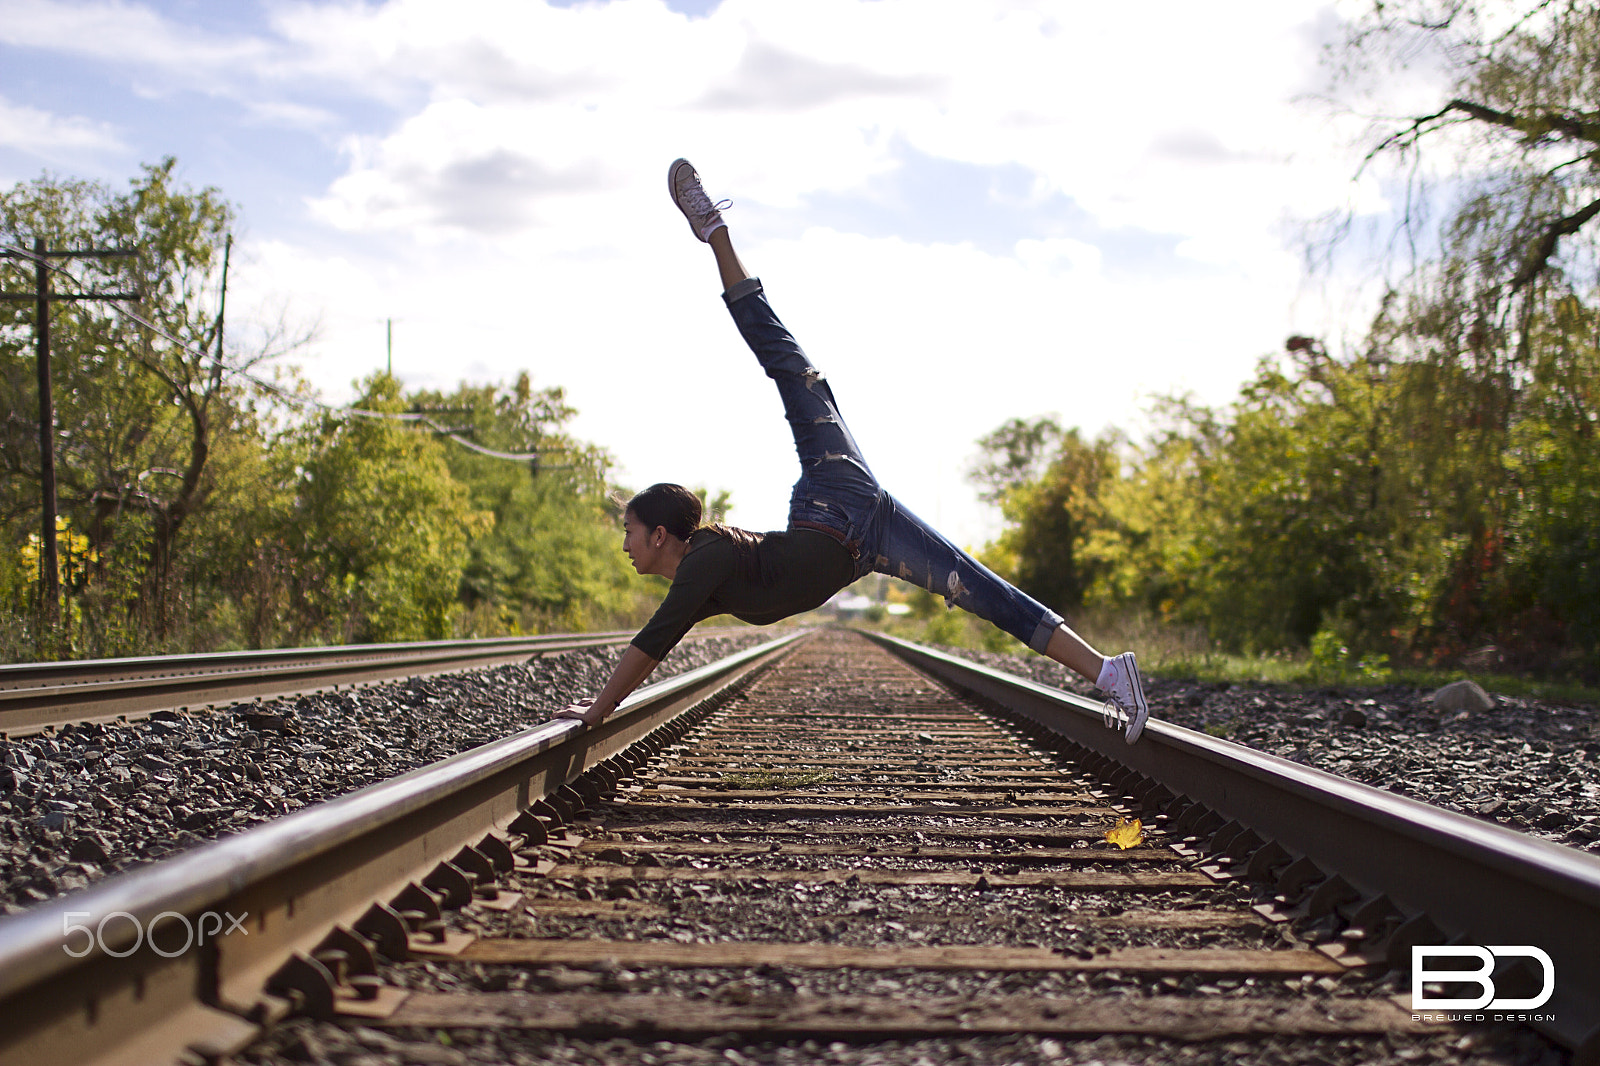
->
[0, 239, 558, 466]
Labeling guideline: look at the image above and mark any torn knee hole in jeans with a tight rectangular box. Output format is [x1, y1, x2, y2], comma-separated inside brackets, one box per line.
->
[803, 368, 826, 390]
[944, 570, 969, 608]
[812, 415, 837, 425]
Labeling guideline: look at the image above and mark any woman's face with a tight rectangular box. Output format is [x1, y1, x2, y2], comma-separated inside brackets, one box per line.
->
[621, 509, 666, 576]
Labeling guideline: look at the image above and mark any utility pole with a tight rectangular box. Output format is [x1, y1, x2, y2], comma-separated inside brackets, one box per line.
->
[0, 240, 138, 636]
[386, 317, 393, 376]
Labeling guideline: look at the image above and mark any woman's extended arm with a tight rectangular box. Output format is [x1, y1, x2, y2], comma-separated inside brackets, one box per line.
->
[553, 644, 660, 726]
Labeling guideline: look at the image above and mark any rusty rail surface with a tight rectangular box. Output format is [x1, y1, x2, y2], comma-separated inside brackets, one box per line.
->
[0, 631, 805, 1066]
[0, 631, 652, 736]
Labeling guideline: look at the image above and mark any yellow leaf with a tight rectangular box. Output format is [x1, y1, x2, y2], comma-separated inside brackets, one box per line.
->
[1104, 817, 1144, 850]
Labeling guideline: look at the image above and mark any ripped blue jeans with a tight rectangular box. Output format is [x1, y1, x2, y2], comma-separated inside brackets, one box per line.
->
[724, 277, 1064, 653]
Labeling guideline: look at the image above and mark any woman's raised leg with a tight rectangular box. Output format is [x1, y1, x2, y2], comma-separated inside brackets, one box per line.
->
[709, 227, 752, 293]
[670, 158, 880, 542]
[869, 494, 1150, 743]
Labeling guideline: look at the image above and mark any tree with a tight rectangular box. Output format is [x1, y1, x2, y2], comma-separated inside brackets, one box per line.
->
[1, 159, 300, 652]
[1341, 2, 1600, 297]
[1322, 2, 1600, 669]
[286, 374, 491, 643]
[969, 417, 1119, 616]
[410, 372, 640, 634]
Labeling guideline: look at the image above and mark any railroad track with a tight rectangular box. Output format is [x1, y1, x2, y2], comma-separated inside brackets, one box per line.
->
[0, 632, 647, 737]
[0, 629, 1594, 1065]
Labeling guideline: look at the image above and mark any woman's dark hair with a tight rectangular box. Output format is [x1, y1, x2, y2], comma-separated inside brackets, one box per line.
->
[625, 483, 763, 576]
[625, 483, 702, 541]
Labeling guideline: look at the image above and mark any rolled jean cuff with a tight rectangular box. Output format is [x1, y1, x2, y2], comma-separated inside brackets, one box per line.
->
[1029, 612, 1064, 654]
[722, 277, 764, 306]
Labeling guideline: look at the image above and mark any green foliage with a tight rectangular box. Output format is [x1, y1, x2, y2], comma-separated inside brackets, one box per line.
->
[919, 603, 969, 648]
[2, 159, 272, 655]
[283, 375, 485, 642]
[410, 373, 639, 634]
[969, 417, 1119, 615]
[975, 303, 1600, 676]
[0, 162, 666, 660]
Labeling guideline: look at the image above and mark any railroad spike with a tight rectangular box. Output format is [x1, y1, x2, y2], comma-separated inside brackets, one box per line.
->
[1382, 911, 1445, 972]
[1223, 829, 1265, 862]
[354, 901, 411, 960]
[423, 859, 476, 909]
[528, 798, 565, 829]
[265, 952, 338, 1019]
[1306, 874, 1359, 919]
[476, 833, 518, 872]
[1243, 840, 1293, 882]
[510, 806, 552, 843]
[1207, 820, 1247, 855]
[1344, 894, 1403, 945]
[391, 880, 444, 924]
[310, 948, 349, 985]
[1275, 856, 1325, 902]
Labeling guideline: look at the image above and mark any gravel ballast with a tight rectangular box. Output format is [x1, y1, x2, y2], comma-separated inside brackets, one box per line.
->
[932, 642, 1600, 855]
[0, 631, 771, 913]
[5, 630, 1596, 916]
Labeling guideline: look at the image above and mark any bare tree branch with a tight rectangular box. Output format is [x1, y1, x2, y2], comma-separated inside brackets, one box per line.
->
[1447, 97, 1600, 144]
[1368, 95, 1600, 176]
[1511, 194, 1600, 290]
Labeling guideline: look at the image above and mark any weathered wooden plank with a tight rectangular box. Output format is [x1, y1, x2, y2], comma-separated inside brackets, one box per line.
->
[597, 823, 1115, 845]
[461, 938, 1344, 975]
[575, 841, 1181, 863]
[523, 900, 1261, 932]
[649, 775, 1093, 792]
[605, 802, 1119, 819]
[670, 755, 1049, 768]
[863, 907, 1268, 931]
[367, 991, 1430, 1038]
[626, 787, 1097, 803]
[542, 863, 1210, 889]
[685, 745, 1027, 758]
[523, 899, 669, 919]
[700, 726, 1001, 736]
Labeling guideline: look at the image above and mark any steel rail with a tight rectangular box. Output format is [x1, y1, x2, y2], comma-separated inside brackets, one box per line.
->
[863, 631, 1600, 1060]
[0, 631, 650, 736]
[0, 630, 805, 1066]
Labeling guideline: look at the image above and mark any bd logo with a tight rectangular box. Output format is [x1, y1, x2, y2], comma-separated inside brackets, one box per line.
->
[1412, 946, 1555, 1010]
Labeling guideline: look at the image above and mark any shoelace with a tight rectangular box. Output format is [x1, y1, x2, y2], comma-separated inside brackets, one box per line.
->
[677, 175, 732, 221]
[1102, 697, 1123, 730]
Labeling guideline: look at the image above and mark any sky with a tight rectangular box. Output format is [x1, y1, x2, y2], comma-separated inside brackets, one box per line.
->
[0, 0, 1409, 546]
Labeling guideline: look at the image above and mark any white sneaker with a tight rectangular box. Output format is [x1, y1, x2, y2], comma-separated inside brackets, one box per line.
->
[1101, 652, 1150, 744]
[667, 158, 730, 242]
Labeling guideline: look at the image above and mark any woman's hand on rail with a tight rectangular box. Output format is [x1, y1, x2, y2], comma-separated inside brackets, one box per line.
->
[552, 698, 608, 726]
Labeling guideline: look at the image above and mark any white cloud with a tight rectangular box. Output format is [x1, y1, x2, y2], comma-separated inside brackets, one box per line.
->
[0, 0, 272, 81]
[0, 96, 125, 157]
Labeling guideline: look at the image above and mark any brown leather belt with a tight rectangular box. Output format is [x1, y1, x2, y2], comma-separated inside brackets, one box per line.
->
[791, 520, 861, 560]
